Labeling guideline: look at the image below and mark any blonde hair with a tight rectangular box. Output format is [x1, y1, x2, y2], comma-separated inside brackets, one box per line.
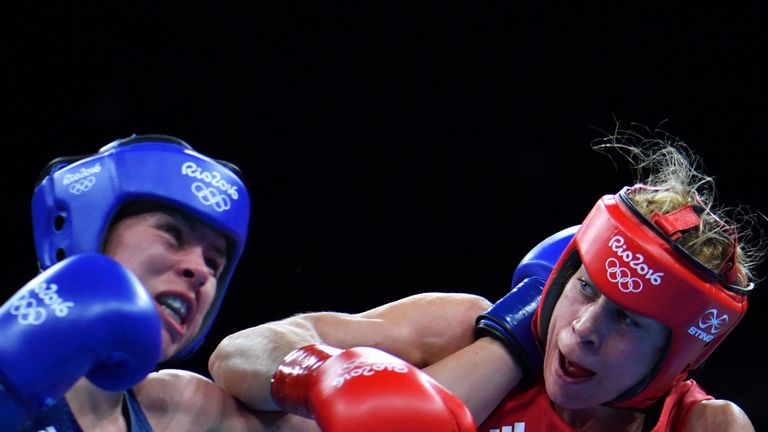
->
[592, 124, 764, 288]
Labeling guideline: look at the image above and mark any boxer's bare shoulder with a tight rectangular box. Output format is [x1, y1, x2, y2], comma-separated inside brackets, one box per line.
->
[684, 399, 754, 432]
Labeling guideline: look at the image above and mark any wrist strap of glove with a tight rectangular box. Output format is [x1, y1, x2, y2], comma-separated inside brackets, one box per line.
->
[475, 276, 546, 386]
[270, 343, 342, 418]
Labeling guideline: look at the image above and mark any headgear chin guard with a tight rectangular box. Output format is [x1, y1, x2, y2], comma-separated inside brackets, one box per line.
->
[31, 135, 251, 359]
[535, 186, 751, 409]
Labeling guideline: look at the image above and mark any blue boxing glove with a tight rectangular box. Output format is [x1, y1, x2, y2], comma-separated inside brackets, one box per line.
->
[0, 253, 162, 428]
[476, 226, 577, 385]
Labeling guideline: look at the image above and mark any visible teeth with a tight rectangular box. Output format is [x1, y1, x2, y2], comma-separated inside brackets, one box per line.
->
[563, 358, 595, 378]
[162, 304, 183, 324]
[157, 296, 189, 324]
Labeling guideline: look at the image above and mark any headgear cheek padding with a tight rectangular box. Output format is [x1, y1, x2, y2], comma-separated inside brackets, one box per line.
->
[31, 135, 251, 359]
[535, 186, 749, 409]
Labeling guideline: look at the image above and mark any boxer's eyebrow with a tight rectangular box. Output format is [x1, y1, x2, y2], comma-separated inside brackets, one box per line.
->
[162, 208, 194, 232]
[160, 208, 228, 260]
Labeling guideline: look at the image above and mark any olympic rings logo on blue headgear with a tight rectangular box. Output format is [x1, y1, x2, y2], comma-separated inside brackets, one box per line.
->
[181, 161, 240, 200]
[62, 163, 102, 185]
[191, 182, 231, 212]
[68, 177, 96, 195]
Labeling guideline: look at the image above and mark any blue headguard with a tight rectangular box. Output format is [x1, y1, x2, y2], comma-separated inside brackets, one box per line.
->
[31, 135, 251, 359]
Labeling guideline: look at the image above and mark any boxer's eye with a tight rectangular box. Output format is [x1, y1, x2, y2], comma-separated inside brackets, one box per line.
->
[576, 278, 599, 300]
[205, 256, 223, 277]
[615, 309, 640, 328]
[159, 223, 184, 245]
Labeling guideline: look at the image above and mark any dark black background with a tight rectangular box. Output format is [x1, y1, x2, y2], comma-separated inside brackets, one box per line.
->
[4, 3, 766, 427]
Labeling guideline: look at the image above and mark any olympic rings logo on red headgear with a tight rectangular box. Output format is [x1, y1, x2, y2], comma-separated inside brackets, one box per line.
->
[608, 235, 664, 286]
[605, 258, 643, 292]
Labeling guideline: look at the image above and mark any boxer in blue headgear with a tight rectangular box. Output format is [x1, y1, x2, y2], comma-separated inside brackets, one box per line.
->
[31, 134, 250, 360]
[0, 135, 281, 431]
[3, 134, 480, 432]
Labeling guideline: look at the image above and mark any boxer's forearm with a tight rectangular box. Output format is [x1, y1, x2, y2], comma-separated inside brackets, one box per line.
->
[423, 336, 522, 425]
[209, 317, 322, 411]
[209, 293, 492, 412]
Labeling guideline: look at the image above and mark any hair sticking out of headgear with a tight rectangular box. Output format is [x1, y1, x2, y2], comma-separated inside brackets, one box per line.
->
[590, 124, 762, 289]
[533, 124, 765, 408]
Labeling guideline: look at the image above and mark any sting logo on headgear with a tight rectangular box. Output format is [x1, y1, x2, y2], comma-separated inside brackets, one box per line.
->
[699, 309, 729, 333]
[688, 308, 729, 342]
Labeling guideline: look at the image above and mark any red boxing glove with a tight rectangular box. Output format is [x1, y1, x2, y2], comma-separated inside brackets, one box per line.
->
[271, 344, 476, 432]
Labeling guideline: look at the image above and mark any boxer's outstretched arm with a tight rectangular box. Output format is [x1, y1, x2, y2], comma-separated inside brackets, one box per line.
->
[209, 292, 492, 411]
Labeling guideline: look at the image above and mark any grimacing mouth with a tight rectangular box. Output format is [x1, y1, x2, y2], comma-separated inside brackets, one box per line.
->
[559, 350, 596, 379]
[156, 293, 193, 326]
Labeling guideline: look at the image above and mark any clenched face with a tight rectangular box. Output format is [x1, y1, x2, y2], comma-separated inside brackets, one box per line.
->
[103, 208, 227, 361]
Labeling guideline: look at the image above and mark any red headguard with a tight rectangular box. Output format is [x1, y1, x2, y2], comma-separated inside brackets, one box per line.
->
[535, 186, 751, 408]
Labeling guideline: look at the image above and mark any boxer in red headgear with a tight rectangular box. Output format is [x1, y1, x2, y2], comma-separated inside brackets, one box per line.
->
[533, 185, 750, 409]
[211, 129, 761, 431]
[479, 181, 754, 431]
